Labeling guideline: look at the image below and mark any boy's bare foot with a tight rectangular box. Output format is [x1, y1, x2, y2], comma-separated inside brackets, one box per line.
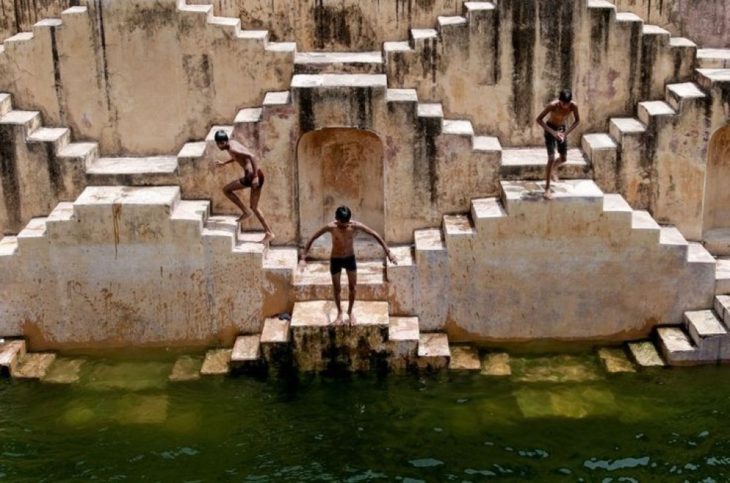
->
[334, 312, 345, 325]
[262, 231, 275, 244]
[237, 211, 252, 223]
[348, 312, 357, 326]
[543, 189, 553, 200]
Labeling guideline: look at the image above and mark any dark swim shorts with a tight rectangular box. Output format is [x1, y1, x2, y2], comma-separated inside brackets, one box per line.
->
[544, 122, 567, 157]
[330, 255, 357, 275]
[240, 169, 265, 188]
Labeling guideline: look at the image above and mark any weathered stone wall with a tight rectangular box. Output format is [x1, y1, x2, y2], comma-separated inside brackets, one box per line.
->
[613, 0, 730, 48]
[0, 0, 73, 42]
[442, 183, 715, 342]
[0, 0, 294, 155]
[0, 187, 266, 349]
[189, 0, 467, 51]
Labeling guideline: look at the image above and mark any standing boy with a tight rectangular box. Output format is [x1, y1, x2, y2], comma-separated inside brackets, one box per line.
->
[214, 130, 275, 242]
[536, 89, 580, 199]
[299, 206, 397, 325]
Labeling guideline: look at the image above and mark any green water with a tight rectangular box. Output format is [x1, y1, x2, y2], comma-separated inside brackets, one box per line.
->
[1, 353, 729, 482]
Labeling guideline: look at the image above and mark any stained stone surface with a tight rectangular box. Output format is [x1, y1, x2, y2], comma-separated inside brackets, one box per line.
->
[387, 317, 419, 370]
[481, 353, 512, 376]
[42, 358, 85, 384]
[514, 386, 617, 419]
[169, 356, 203, 382]
[13, 353, 56, 379]
[627, 341, 665, 367]
[416, 333, 450, 371]
[449, 346, 481, 371]
[511, 355, 603, 383]
[200, 350, 232, 375]
[114, 394, 169, 425]
[597, 347, 636, 373]
[81, 361, 170, 391]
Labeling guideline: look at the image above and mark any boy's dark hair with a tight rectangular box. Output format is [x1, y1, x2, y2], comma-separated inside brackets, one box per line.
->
[335, 205, 351, 222]
[558, 89, 573, 103]
[214, 130, 229, 143]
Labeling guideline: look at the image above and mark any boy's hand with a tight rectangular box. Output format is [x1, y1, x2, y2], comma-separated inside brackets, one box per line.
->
[215, 160, 227, 168]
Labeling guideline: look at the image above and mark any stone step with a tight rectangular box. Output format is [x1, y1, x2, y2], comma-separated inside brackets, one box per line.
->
[230, 334, 262, 370]
[72, 186, 181, 224]
[290, 300, 389, 329]
[290, 300, 390, 372]
[581, 134, 617, 187]
[16, 217, 48, 249]
[443, 214, 475, 238]
[0, 92, 11, 116]
[687, 242, 716, 267]
[58, 142, 99, 168]
[437, 16, 467, 32]
[417, 103, 444, 125]
[292, 261, 387, 301]
[0, 237, 19, 257]
[627, 340, 666, 367]
[86, 156, 179, 185]
[715, 295, 730, 325]
[718, 258, 730, 295]
[290, 74, 388, 91]
[262, 247, 298, 272]
[264, 41, 297, 54]
[449, 345, 481, 371]
[630, 210, 661, 245]
[201, 215, 240, 251]
[200, 349, 232, 375]
[442, 119, 474, 138]
[642, 24, 670, 39]
[499, 148, 590, 180]
[387, 316, 419, 371]
[657, 326, 701, 366]
[697, 48, 730, 69]
[500, 179, 604, 218]
[42, 357, 85, 384]
[684, 310, 727, 361]
[665, 82, 706, 112]
[414, 228, 445, 253]
[0, 340, 26, 376]
[260, 317, 291, 362]
[609, 117, 646, 141]
[0, 110, 42, 133]
[170, 200, 210, 232]
[416, 332, 450, 371]
[696, 68, 730, 92]
[703, 228, 730, 256]
[294, 51, 384, 74]
[409, 28, 438, 49]
[659, 226, 689, 256]
[614, 12, 643, 25]
[27, 127, 71, 151]
[602, 193, 633, 227]
[637, 100, 675, 126]
[13, 353, 56, 379]
[470, 197, 507, 232]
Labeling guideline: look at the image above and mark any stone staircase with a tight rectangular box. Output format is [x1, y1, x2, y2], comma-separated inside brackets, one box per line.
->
[0, 338, 56, 379]
[657, 296, 730, 365]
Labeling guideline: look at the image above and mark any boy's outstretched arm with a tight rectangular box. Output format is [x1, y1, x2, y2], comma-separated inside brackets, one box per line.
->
[354, 222, 398, 265]
[299, 225, 330, 266]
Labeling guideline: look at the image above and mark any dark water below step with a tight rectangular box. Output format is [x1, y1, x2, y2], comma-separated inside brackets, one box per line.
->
[1, 352, 729, 481]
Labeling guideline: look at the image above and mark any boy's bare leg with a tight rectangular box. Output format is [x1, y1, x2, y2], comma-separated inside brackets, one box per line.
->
[544, 156, 555, 199]
[346, 269, 357, 325]
[249, 186, 275, 243]
[223, 180, 252, 221]
[332, 273, 344, 325]
[552, 153, 567, 182]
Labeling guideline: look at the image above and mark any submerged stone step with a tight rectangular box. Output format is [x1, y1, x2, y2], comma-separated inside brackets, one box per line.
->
[500, 148, 591, 180]
[230, 335, 262, 371]
[481, 352, 511, 376]
[42, 358, 85, 384]
[13, 353, 56, 379]
[169, 355, 203, 382]
[200, 349, 232, 375]
[627, 341, 665, 367]
[449, 345, 480, 371]
[597, 347, 636, 373]
[260, 317, 291, 363]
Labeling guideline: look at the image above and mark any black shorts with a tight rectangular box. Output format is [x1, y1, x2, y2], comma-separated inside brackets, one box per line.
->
[330, 255, 357, 275]
[240, 169, 265, 188]
[544, 122, 567, 157]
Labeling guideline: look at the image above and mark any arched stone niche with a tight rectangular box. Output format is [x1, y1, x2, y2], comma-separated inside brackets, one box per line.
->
[702, 124, 730, 254]
[296, 128, 384, 242]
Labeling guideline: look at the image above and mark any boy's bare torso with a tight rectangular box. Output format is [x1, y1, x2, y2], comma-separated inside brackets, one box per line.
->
[326, 221, 358, 258]
[545, 100, 577, 125]
[228, 140, 255, 173]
